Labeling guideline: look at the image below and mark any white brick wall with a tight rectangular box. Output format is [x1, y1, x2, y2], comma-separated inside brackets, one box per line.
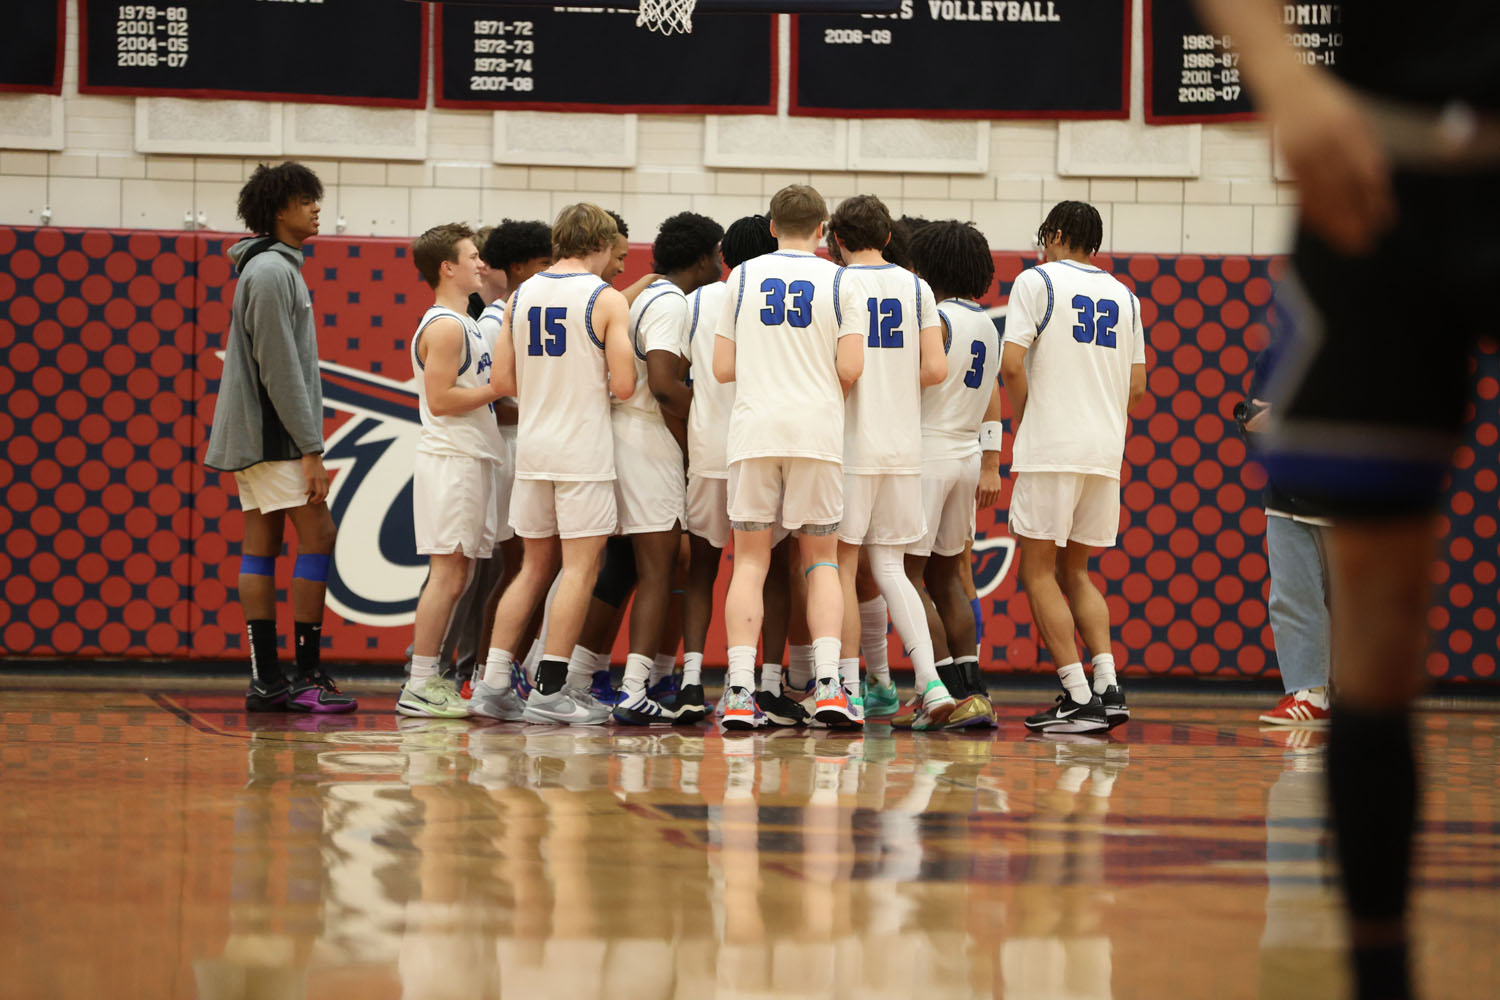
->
[0, 0, 1301, 254]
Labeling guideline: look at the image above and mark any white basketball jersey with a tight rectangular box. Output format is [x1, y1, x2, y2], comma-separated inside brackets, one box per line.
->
[718, 250, 856, 465]
[921, 298, 1002, 462]
[618, 279, 690, 419]
[837, 264, 938, 474]
[412, 306, 505, 464]
[687, 281, 732, 478]
[509, 271, 615, 481]
[476, 297, 517, 443]
[1003, 260, 1146, 478]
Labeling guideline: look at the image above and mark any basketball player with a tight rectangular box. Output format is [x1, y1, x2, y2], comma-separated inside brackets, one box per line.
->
[681, 215, 798, 725]
[1197, 4, 1500, 996]
[1002, 201, 1146, 734]
[713, 185, 863, 730]
[394, 224, 516, 719]
[826, 195, 953, 729]
[477, 203, 636, 725]
[902, 219, 1005, 727]
[205, 161, 356, 714]
[603, 211, 724, 725]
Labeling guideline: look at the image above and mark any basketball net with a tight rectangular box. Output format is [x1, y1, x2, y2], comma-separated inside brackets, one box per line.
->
[636, 0, 695, 34]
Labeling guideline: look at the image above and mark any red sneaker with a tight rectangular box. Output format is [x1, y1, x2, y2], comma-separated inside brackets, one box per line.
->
[1258, 688, 1330, 727]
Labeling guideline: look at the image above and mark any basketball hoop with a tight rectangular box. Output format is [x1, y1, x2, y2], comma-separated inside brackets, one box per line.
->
[636, 0, 696, 34]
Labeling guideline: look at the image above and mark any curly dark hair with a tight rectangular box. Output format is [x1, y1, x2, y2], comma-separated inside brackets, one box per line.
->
[481, 219, 552, 272]
[828, 194, 892, 254]
[1037, 200, 1103, 256]
[652, 212, 725, 274]
[605, 210, 628, 239]
[885, 217, 914, 270]
[908, 220, 995, 301]
[721, 215, 777, 270]
[237, 162, 324, 236]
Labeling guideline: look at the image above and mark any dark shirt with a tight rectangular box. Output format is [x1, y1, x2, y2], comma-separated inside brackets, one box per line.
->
[466, 292, 485, 321]
[1336, 4, 1500, 110]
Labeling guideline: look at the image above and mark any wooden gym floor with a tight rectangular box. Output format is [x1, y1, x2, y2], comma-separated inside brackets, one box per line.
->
[1, 681, 1497, 999]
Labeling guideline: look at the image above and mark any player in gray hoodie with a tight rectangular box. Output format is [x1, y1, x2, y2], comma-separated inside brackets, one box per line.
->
[205, 162, 356, 714]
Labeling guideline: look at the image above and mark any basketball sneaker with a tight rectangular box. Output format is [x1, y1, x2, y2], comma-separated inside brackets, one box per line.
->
[245, 676, 290, 712]
[890, 695, 920, 729]
[947, 693, 996, 729]
[614, 687, 677, 727]
[911, 679, 958, 731]
[288, 670, 358, 713]
[861, 679, 900, 720]
[1098, 684, 1130, 728]
[797, 679, 829, 728]
[509, 660, 533, 701]
[814, 678, 863, 729]
[672, 683, 710, 725]
[755, 689, 811, 727]
[647, 673, 680, 708]
[591, 668, 623, 706]
[523, 686, 612, 726]
[1258, 687, 1330, 727]
[720, 686, 765, 731]
[467, 678, 526, 721]
[396, 675, 467, 718]
[1024, 692, 1109, 734]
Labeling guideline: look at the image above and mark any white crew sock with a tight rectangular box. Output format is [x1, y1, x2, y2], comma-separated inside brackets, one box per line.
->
[481, 647, 513, 686]
[858, 596, 891, 685]
[566, 644, 597, 693]
[410, 654, 439, 683]
[811, 636, 841, 683]
[1058, 661, 1091, 704]
[839, 657, 861, 690]
[787, 644, 814, 690]
[682, 651, 704, 687]
[760, 663, 782, 697]
[727, 644, 757, 691]
[651, 652, 675, 685]
[1091, 653, 1117, 693]
[623, 652, 653, 695]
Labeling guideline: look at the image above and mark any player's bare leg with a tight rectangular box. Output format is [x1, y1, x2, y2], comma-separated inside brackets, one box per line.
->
[680, 533, 722, 721]
[282, 502, 351, 711]
[614, 527, 682, 725]
[722, 525, 775, 729]
[240, 509, 286, 707]
[923, 551, 993, 724]
[399, 551, 477, 718]
[786, 542, 815, 703]
[803, 531, 854, 728]
[480, 537, 560, 704]
[1056, 541, 1125, 724]
[1017, 536, 1106, 733]
[751, 538, 807, 725]
[1324, 518, 1432, 1000]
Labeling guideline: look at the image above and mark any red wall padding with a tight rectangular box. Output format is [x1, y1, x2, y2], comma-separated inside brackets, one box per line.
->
[1, 226, 1496, 682]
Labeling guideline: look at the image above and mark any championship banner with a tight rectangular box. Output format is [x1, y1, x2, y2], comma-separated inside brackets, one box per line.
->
[1, 225, 1496, 684]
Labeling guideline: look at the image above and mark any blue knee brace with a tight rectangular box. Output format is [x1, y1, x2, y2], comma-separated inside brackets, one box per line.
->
[293, 552, 332, 583]
[240, 554, 275, 577]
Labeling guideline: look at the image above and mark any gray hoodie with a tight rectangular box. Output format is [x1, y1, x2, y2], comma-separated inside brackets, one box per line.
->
[204, 237, 325, 472]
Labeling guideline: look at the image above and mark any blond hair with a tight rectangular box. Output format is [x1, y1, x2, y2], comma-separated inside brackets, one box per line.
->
[768, 185, 828, 239]
[552, 202, 619, 261]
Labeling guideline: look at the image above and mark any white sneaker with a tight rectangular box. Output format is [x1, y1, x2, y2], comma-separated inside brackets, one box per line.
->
[523, 687, 612, 725]
[396, 675, 469, 719]
[468, 678, 526, 721]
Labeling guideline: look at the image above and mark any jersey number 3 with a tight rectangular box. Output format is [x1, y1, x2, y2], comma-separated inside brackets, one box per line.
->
[761, 278, 814, 328]
[1070, 295, 1118, 349]
[527, 306, 566, 356]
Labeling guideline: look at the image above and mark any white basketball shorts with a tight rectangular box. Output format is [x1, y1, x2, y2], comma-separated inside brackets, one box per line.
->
[413, 452, 503, 558]
[1008, 470, 1121, 549]
[907, 454, 980, 558]
[612, 411, 686, 534]
[726, 457, 842, 534]
[686, 473, 731, 549]
[510, 477, 617, 540]
[838, 472, 926, 547]
[233, 459, 309, 514]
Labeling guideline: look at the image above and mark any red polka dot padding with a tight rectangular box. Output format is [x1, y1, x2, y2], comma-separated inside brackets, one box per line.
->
[0, 228, 1495, 681]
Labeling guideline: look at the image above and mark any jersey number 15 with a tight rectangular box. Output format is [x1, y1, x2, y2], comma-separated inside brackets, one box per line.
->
[527, 306, 567, 356]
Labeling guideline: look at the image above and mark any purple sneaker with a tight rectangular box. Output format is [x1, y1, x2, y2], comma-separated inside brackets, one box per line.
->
[288, 671, 358, 714]
[509, 659, 533, 700]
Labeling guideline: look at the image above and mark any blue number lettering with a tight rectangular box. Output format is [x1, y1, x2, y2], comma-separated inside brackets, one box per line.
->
[762, 278, 815, 328]
[527, 305, 566, 356]
[865, 297, 904, 347]
[1069, 295, 1119, 349]
[760, 278, 786, 325]
[786, 280, 814, 328]
[963, 339, 986, 388]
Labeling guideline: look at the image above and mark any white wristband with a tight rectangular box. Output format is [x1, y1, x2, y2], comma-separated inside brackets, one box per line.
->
[979, 421, 1003, 452]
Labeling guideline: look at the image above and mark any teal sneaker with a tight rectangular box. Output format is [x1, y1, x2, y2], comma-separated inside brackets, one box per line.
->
[910, 679, 957, 731]
[861, 679, 900, 719]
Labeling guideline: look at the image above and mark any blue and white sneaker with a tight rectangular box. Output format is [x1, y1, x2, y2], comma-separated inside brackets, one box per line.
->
[647, 673, 680, 708]
[591, 668, 624, 706]
[720, 685, 765, 731]
[509, 660, 532, 701]
[613, 687, 677, 726]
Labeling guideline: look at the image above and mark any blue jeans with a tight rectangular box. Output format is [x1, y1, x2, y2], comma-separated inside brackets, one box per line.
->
[1265, 515, 1332, 694]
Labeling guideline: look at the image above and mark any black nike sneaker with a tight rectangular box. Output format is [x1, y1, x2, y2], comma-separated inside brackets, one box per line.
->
[1097, 684, 1129, 728]
[755, 689, 811, 727]
[672, 683, 710, 725]
[245, 675, 291, 712]
[1023, 693, 1108, 734]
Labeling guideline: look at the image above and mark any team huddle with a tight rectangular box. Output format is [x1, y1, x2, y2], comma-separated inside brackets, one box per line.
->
[211, 164, 1146, 737]
[394, 185, 1146, 735]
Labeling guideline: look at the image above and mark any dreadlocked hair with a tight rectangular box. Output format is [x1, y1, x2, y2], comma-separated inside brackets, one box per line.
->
[481, 219, 551, 271]
[1037, 200, 1103, 256]
[653, 212, 726, 273]
[721, 214, 778, 270]
[237, 162, 324, 236]
[908, 220, 995, 302]
[885, 217, 914, 269]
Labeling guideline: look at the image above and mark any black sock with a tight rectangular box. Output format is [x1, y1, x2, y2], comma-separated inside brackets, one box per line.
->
[247, 620, 279, 686]
[1327, 704, 1417, 1000]
[294, 622, 322, 680]
[936, 661, 968, 697]
[956, 656, 986, 698]
[535, 657, 569, 695]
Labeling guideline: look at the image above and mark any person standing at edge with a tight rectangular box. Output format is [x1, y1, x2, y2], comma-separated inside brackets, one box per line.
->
[206, 161, 356, 714]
